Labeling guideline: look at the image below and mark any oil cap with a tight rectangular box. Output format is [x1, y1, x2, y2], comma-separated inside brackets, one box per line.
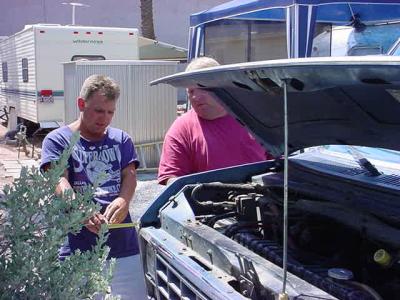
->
[328, 268, 354, 281]
[374, 249, 392, 267]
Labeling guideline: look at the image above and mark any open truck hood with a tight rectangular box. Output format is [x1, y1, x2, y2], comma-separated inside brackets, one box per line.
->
[152, 56, 400, 157]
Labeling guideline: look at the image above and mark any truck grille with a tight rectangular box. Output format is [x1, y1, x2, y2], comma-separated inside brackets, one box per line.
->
[147, 253, 209, 300]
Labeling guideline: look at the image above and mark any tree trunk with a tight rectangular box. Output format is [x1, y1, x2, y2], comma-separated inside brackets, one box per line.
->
[140, 0, 156, 40]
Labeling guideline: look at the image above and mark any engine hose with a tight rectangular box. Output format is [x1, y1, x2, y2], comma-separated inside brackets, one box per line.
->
[223, 222, 263, 238]
[191, 182, 268, 209]
[206, 211, 237, 228]
[347, 282, 382, 300]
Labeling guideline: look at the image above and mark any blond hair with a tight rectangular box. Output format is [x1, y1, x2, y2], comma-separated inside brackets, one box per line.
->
[79, 74, 120, 101]
[185, 57, 220, 72]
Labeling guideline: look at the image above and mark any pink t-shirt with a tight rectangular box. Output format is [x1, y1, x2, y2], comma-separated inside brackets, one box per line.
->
[158, 109, 268, 184]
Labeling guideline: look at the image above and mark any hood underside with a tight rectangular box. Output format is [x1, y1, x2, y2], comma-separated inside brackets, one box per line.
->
[152, 56, 400, 157]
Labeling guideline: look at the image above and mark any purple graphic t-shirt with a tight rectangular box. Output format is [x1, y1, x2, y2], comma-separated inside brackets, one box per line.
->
[41, 126, 140, 259]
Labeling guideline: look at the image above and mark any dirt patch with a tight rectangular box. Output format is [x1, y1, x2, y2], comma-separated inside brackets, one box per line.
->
[0, 125, 42, 192]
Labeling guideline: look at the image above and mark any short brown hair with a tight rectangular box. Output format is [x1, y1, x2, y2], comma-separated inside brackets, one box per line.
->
[79, 74, 120, 101]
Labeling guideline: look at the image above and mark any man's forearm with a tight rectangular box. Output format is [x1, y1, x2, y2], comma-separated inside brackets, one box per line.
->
[55, 171, 74, 198]
[103, 164, 137, 224]
[119, 164, 137, 202]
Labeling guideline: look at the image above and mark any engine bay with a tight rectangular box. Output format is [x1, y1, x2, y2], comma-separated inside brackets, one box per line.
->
[183, 158, 400, 300]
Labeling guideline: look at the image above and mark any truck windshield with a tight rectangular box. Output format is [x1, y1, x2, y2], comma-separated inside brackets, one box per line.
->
[316, 145, 400, 166]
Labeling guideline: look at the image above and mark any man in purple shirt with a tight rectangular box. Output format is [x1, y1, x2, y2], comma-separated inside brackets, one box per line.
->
[41, 74, 146, 299]
[158, 57, 271, 185]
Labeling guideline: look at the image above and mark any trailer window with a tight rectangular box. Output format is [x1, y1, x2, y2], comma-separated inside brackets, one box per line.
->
[71, 55, 106, 61]
[1, 62, 7, 82]
[21, 58, 29, 82]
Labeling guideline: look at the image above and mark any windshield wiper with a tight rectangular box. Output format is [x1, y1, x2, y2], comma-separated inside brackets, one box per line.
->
[347, 146, 381, 177]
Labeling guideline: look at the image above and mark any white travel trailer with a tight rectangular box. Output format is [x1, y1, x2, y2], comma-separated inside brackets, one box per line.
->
[0, 24, 139, 129]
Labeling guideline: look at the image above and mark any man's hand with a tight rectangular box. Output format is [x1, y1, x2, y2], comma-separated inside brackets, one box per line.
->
[102, 163, 136, 224]
[103, 197, 130, 224]
[85, 212, 106, 234]
[166, 176, 177, 186]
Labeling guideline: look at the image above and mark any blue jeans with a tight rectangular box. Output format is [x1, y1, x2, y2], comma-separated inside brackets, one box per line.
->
[100, 254, 147, 300]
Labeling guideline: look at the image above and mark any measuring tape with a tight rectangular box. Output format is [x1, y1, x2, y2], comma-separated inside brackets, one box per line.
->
[107, 222, 137, 229]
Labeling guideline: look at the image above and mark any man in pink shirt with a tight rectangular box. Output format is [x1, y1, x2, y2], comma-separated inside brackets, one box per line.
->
[158, 57, 270, 185]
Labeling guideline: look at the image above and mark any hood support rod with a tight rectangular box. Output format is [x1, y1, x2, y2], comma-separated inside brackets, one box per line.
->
[279, 79, 290, 300]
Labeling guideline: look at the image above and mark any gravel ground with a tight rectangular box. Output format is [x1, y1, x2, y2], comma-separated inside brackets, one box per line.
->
[131, 172, 164, 222]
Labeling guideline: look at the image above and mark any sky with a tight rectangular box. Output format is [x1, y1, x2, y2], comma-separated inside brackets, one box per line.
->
[0, 0, 226, 47]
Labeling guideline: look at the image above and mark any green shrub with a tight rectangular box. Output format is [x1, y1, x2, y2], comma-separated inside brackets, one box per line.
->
[0, 135, 114, 299]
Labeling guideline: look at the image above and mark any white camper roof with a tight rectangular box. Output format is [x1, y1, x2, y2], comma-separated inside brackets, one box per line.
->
[138, 36, 187, 60]
[15, 23, 139, 36]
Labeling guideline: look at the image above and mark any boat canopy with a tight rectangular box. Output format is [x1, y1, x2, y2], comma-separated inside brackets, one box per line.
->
[189, 0, 400, 59]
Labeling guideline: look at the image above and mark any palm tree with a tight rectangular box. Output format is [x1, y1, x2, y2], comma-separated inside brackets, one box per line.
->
[140, 0, 156, 40]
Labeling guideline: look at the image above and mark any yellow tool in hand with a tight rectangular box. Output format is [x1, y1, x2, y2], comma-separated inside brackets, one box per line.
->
[107, 222, 137, 229]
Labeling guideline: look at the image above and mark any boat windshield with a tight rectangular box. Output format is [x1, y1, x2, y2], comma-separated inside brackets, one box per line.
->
[203, 20, 400, 64]
[203, 19, 330, 64]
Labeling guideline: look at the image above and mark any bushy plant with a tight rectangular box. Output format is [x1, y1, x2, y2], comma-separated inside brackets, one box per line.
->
[0, 135, 114, 299]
